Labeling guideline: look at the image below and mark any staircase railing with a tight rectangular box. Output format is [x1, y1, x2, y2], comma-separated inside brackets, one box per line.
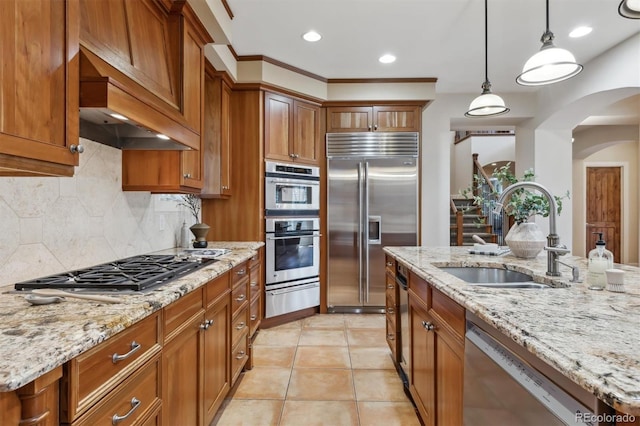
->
[471, 154, 506, 245]
[450, 198, 464, 246]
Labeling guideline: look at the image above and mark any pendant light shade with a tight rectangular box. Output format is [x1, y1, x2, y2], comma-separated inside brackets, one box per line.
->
[517, 0, 583, 86]
[465, 0, 509, 118]
[619, 0, 640, 18]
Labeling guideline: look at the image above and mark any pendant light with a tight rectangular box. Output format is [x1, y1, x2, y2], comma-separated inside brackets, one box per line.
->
[619, 0, 640, 19]
[516, 0, 583, 86]
[465, 0, 509, 117]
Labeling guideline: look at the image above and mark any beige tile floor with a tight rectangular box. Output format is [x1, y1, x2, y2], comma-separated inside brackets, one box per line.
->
[212, 313, 421, 426]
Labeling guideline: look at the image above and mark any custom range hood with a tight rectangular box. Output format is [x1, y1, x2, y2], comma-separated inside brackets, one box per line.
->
[79, 47, 199, 151]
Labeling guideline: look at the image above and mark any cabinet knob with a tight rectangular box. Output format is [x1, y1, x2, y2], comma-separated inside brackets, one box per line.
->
[235, 350, 246, 360]
[200, 319, 213, 330]
[374, 124, 378, 131]
[387, 333, 395, 340]
[69, 144, 84, 154]
[235, 322, 246, 330]
[368, 125, 372, 131]
[235, 294, 246, 302]
[386, 262, 394, 267]
[421, 320, 435, 331]
[387, 307, 394, 314]
[183, 173, 193, 179]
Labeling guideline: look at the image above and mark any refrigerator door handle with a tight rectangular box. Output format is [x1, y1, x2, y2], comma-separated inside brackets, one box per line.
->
[358, 162, 364, 305]
[368, 215, 382, 244]
[363, 161, 370, 303]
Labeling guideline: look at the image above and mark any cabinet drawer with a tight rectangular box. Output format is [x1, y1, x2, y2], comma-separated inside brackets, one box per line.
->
[249, 251, 261, 268]
[205, 273, 230, 307]
[249, 264, 261, 302]
[231, 279, 249, 318]
[231, 332, 249, 385]
[386, 317, 398, 360]
[431, 287, 465, 339]
[231, 307, 248, 348]
[409, 271, 430, 306]
[64, 313, 161, 420]
[164, 289, 204, 338]
[386, 274, 397, 306]
[249, 295, 261, 337]
[72, 356, 161, 426]
[385, 255, 396, 276]
[231, 261, 249, 286]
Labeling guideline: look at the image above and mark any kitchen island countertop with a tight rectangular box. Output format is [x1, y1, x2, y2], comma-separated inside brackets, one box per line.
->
[0, 241, 263, 393]
[383, 246, 640, 415]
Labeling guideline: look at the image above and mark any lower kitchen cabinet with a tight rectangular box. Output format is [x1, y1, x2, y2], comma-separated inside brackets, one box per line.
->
[407, 268, 465, 426]
[0, 367, 62, 426]
[163, 273, 231, 426]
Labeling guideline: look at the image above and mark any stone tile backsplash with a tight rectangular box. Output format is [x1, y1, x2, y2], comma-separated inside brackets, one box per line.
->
[0, 139, 194, 287]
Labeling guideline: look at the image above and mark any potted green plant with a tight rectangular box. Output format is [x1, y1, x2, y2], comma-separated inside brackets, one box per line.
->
[178, 194, 209, 248]
[462, 164, 569, 258]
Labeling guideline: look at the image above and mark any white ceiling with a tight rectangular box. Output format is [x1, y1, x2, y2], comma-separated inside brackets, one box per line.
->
[225, 0, 639, 96]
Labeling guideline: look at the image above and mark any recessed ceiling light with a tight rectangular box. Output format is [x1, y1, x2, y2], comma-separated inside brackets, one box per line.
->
[379, 54, 396, 64]
[156, 134, 170, 140]
[110, 113, 128, 121]
[302, 31, 322, 42]
[569, 26, 592, 38]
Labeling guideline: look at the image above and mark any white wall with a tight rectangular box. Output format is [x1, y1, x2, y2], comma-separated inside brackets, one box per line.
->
[0, 139, 194, 287]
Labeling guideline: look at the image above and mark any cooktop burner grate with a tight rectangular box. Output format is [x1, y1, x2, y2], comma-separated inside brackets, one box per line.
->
[14, 254, 216, 292]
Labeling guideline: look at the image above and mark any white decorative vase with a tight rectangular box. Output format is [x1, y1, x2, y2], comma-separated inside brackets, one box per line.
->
[505, 222, 546, 258]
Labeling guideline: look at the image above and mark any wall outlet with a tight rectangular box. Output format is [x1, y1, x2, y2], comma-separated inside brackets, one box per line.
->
[158, 214, 166, 231]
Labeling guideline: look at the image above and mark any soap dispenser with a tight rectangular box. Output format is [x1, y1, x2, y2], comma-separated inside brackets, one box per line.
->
[587, 232, 613, 290]
[180, 220, 191, 249]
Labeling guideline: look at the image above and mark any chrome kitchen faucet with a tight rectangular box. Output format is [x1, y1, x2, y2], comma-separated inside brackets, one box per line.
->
[494, 182, 570, 276]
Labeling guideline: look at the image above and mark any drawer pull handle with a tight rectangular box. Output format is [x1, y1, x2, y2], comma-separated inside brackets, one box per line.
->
[250, 314, 257, 321]
[387, 308, 394, 314]
[386, 262, 393, 267]
[250, 281, 258, 287]
[387, 334, 395, 340]
[235, 351, 245, 360]
[387, 284, 394, 289]
[112, 397, 141, 424]
[112, 341, 141, 363]
[235, 294, 246, 302]
[236, 269, 246, 276]
[235, 322, 246, 330]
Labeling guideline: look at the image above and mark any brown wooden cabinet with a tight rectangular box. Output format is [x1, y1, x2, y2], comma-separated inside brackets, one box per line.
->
[0, 0, 79, 177]
[385, 255, 399, 360]
[264, 92, 321, 165]
[0, 367, 63, 426]
[407, 268, 465, 426]
[230, 261, 250, 385]
[326, 105, 421, 133]
[60, 312, 162, 424]
[201, 66, 233, 198]
[162, 273, 232, 426]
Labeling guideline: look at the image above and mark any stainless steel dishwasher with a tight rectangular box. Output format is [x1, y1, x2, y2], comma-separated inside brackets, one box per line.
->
[464, 312, 614, 425]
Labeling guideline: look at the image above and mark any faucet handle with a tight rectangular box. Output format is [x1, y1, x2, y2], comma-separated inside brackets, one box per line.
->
[544, 245, 570, 256]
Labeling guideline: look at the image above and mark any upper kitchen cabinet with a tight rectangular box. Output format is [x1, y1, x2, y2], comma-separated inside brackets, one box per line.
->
[326, 105, 422, 133]
[201, 66, 232, 198]
[0, 0, 80, 177]
[264, 92, 321, 165]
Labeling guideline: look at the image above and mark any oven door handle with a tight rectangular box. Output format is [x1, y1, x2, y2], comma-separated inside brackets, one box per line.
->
[267, 283, 319, 295]
[266, 234, 322, 240]
[267, 178, 319, 186]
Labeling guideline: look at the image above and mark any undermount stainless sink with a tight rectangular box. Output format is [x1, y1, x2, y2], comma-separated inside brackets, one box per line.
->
[437, 267, 550, 289]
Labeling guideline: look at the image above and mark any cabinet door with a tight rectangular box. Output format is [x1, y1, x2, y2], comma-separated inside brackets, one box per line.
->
[264, 92, 294, 162]
[409, 298, 435, 426]
[202, 296, 230, 425]
[162, 315, 203, 426]
[0, 0, 79, 176]
[201, 74, 232, 198]
[326, 107, 372, 132]
[292, 100, 320, 165]
[434, 328, 464, 426]
[373, 106, 421, 132]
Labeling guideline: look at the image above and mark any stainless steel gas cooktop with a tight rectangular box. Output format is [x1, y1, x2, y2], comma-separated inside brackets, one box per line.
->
[14, 254, 218, 292]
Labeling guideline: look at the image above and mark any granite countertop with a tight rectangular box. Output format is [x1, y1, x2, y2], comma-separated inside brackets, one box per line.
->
[0, 241, 264, 393]
[383, 246, 640, 415]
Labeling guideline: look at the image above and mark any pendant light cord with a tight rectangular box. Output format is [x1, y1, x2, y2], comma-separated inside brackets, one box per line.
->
[545, 0, 550, 33]
[484, 0, 488, 83]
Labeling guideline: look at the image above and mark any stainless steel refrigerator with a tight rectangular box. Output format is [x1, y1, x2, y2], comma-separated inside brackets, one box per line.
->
[327, 132, 419, 312]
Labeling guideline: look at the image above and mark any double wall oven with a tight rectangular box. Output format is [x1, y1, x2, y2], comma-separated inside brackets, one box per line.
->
[264, 161, 321, 318]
